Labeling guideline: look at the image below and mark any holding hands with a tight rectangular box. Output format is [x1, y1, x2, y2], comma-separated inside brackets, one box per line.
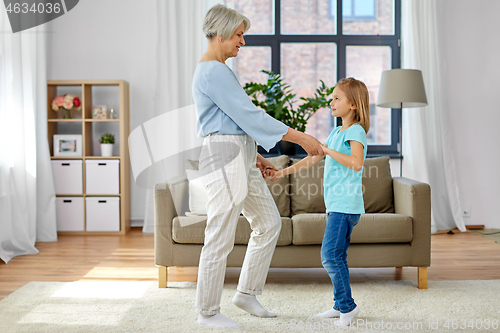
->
[269, 169, 284, 182]
[256, 154, 279, 178]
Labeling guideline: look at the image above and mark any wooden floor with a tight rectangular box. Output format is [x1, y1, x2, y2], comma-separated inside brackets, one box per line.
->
[1, 228, 500, 301]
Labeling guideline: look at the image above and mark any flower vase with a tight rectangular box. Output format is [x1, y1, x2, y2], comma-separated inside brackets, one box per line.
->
[63, 109, 72, 119]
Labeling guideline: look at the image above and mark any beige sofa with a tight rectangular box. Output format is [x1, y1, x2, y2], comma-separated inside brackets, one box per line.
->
[154, 156, 431, 289]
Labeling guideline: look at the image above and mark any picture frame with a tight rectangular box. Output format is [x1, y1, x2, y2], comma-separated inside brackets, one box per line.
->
[53, 134, 83, 157]
[93, 105, 108, 119]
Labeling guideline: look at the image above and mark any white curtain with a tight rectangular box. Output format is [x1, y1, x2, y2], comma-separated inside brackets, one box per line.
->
[0, 8, 57, 263]
[401, 0, 465, 232]
[142, 0, 204, 233]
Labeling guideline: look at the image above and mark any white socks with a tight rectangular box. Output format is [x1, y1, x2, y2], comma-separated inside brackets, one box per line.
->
[335, 305, 360, 326]
[232, 292, 276, 317]
[315, 308, 341, 318]
[197, 292, 276, 328]
[198, 313, 242, 329]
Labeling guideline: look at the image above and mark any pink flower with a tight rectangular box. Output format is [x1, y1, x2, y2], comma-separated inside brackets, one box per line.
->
[54, 96, 64, 106]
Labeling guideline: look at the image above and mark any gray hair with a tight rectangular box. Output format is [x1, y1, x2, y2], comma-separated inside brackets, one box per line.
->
[203, 4, 251, 40]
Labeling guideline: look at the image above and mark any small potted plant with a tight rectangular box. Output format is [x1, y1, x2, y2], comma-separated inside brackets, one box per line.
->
[244, 70, 334, 155]
[100, 133, 115, 157]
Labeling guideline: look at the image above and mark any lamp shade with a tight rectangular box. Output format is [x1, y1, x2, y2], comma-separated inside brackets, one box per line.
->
[377, 69, 428, 108]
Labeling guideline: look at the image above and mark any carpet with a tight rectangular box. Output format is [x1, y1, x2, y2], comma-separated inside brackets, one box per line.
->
[472, 229, 500, 244]
[1, 280, 499, 333]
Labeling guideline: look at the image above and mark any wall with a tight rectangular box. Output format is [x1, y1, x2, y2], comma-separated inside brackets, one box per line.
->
[438, 0, 500, 228]
[47, 0, 157, 224]
[47, 0, 500, 229]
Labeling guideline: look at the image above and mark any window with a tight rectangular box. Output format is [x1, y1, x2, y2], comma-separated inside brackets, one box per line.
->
[228, 0, 401, 156]
[335, 0, 377, 22]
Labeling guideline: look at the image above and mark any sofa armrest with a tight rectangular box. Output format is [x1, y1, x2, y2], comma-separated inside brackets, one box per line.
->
[154, 178, 188, 267]
[393, 177, 431, 267]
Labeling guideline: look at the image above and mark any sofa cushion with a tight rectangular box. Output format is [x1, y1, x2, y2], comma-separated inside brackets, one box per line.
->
[289, 156, 394, 214]
[264, 155, 290, 217]
[185, 169, 208, 215]
[351, 213, 413, 243]
[289, 158, 326, 214]
[291, 213, 413, 245]
[362, 156, 394, 213]
[185, 156, 290, 217]
[172, 216, 292, 246]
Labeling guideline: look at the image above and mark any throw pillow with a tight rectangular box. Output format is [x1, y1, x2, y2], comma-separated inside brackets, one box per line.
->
[289, 158, 327, 214]
[184, 155, 290, 217]
[185, 169, 208, 215]
[362, 156, 394, 213]
[264, 155, 290, 217]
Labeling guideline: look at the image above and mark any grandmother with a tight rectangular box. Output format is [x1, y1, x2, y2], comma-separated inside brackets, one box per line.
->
[192, 4, 323, 329]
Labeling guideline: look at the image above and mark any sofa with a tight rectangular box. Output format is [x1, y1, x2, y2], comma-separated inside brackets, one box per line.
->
[154, 155, 431, 289]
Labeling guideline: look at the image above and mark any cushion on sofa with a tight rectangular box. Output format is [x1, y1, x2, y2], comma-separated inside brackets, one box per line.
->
[185, 156, 290, 217]
[264, 155, 291, 217]
[362, 156, 395, 213]
[289, 158, 327, 214]
[185, 169, 208, 215]
[291, 213, 413, 245]
[351, 213, 413, 243]
[289, 156, 394, 215]
[172, 216, 292, 246]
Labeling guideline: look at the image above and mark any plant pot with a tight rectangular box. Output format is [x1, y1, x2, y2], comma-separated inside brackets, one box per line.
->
[277, 140, 296, 156]
[100, 143, 114, 157]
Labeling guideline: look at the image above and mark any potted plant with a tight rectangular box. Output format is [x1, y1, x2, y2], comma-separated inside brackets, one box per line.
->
[100, 133, 115, 157]
[243, 70, 334, 155]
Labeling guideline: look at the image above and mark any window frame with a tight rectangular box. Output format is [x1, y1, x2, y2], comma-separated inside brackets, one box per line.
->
[243, 0, 401, 157]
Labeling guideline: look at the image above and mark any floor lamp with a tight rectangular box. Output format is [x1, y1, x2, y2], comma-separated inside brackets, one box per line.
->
[377, 69, 428, 177]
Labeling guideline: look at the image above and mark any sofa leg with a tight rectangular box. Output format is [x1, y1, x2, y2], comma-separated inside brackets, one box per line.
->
[159, 266, 168, 288]
[418, 267, 427, 289]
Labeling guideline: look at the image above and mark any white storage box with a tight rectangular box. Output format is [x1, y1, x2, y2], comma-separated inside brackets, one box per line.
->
[85, 197, 120, 231]
[51, 160, 83, 194]
[56, 197, 84, 231]
[85, 159, 120, 194]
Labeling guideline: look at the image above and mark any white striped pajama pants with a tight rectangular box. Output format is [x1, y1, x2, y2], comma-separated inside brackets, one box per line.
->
[195, 134, 282, 315]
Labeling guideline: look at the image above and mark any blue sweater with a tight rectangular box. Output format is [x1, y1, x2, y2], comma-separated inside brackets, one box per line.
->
[192, 61, 289, 152]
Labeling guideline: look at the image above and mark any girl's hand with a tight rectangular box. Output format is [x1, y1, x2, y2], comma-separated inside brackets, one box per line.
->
[256, 161, 279, 178]
[263, 166, 277, 178]
[256, 154, 279, 178]
[320, 142, 330, 153]
[270, 170, 284, 182]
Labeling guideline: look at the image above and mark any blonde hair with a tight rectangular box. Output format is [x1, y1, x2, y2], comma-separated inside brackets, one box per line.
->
[336, 77, 370, 134]
[203, 4, 251, 40]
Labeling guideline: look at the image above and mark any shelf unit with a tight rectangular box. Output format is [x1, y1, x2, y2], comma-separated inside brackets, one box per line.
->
[47, 80, 130, 235]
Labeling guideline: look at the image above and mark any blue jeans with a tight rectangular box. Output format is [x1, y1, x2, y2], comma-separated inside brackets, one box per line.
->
[321, 212, 360, 313]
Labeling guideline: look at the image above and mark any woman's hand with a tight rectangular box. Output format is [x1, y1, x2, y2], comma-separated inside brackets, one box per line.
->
[301, 135, 324, 156]
[282, 128, 323, 156]
[256, 154, 279, 178]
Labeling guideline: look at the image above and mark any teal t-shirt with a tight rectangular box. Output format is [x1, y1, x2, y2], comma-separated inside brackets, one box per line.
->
[323, 124, 367, 214]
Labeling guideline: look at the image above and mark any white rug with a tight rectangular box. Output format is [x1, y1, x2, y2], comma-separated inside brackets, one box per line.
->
[1, 280, 499, 332]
